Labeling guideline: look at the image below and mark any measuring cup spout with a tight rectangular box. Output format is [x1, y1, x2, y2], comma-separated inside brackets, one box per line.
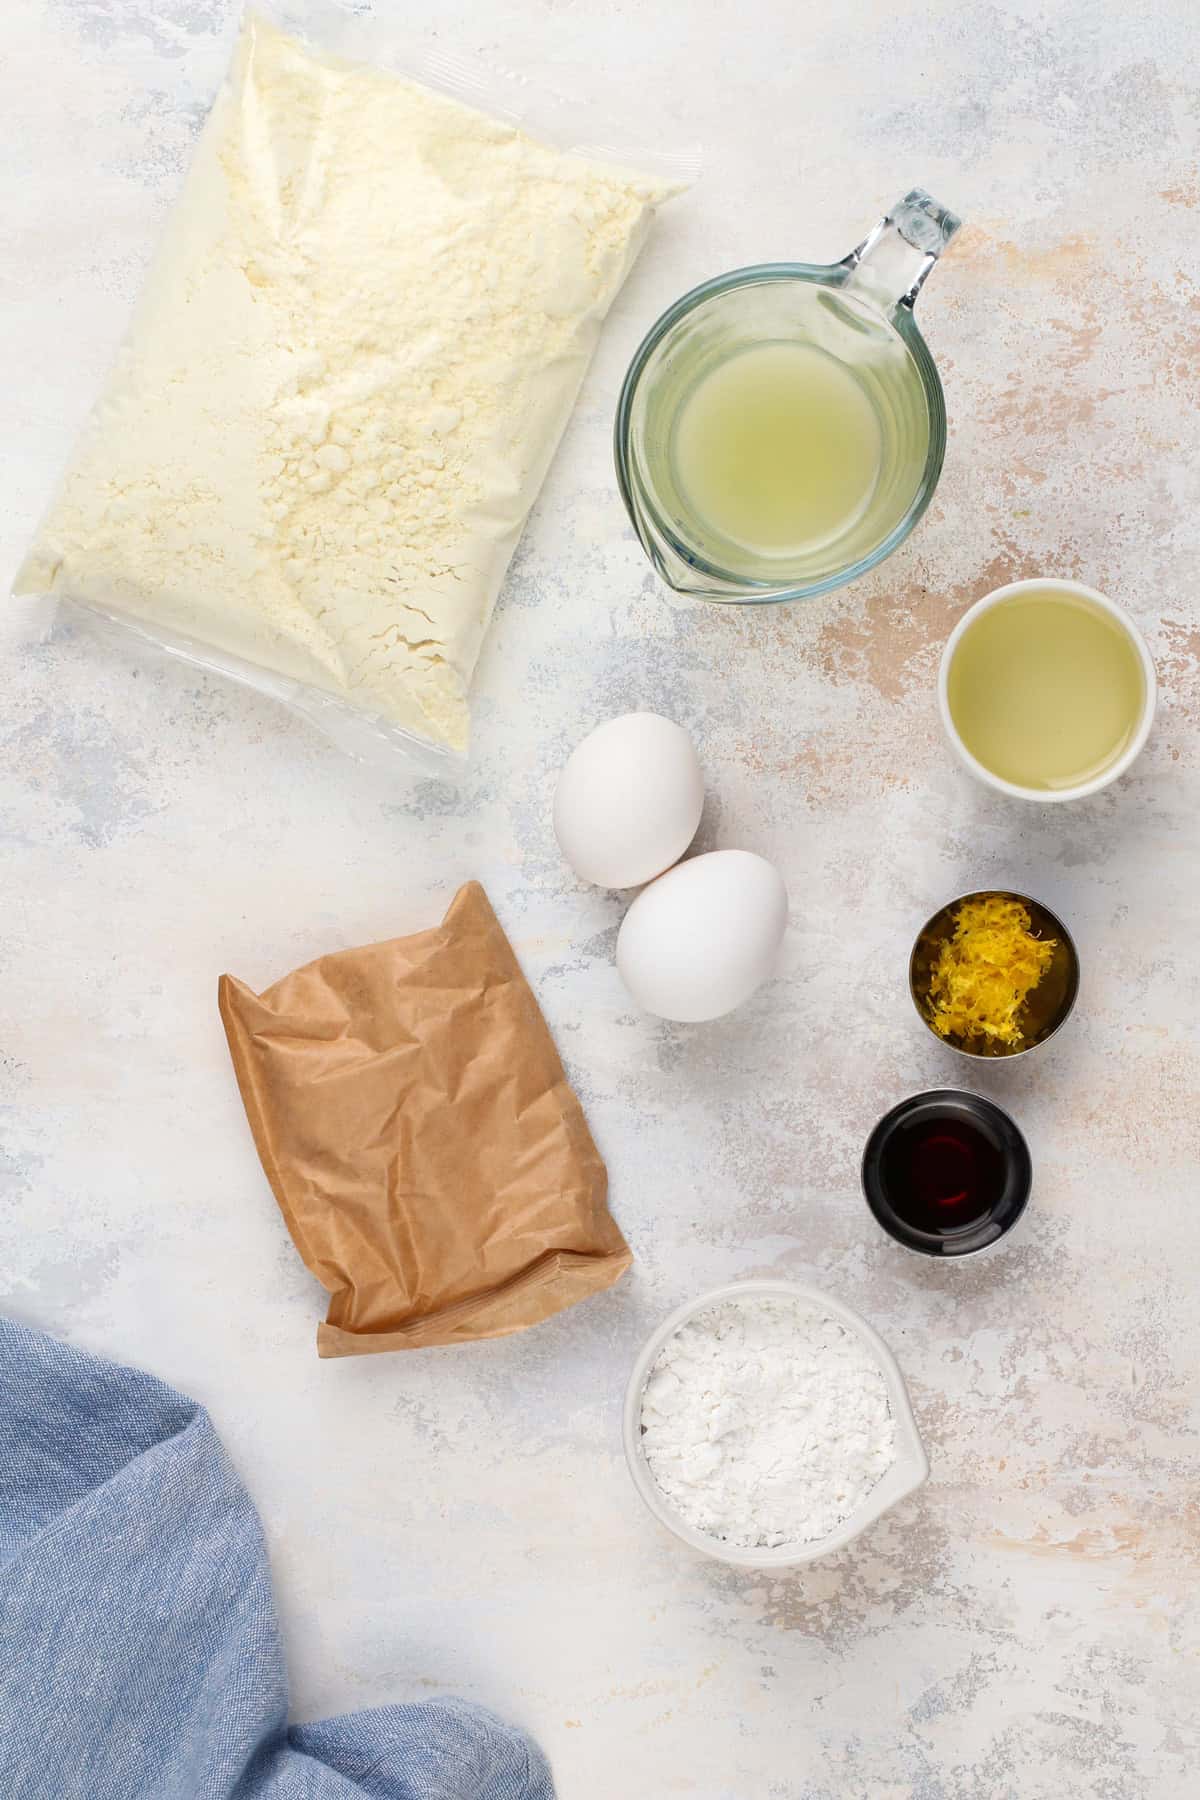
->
[842, 189, 962, 313]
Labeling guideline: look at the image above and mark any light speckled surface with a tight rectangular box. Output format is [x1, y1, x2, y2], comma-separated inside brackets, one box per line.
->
[3, 2, 1199, 1794]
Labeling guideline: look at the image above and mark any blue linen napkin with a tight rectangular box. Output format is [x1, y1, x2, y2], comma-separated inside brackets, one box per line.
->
[0, 1317, 554, 1800]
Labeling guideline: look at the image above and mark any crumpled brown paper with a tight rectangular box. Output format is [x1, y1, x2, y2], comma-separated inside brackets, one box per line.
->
[219, 882, 632, 1355]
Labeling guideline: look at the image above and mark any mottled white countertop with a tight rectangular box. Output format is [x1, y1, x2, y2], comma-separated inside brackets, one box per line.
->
[3, 2, 1199, 1795]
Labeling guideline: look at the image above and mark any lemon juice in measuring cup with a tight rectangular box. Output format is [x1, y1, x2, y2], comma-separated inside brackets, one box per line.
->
[671, 339, 885, 560]
[615, 190, 961, 603]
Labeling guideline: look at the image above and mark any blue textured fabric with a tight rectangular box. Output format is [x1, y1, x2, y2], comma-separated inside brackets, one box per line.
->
[0, 1319, 554, 1800]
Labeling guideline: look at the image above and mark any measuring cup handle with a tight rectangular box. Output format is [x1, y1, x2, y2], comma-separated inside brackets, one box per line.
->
[842, 189, 962, 312]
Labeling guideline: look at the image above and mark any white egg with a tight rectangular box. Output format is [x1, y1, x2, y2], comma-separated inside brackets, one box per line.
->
[553, 712, 704, 889]
[616, 849, 788, 1022]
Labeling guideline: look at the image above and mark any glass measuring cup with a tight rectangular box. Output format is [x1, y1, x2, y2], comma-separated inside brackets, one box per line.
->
[614, 190, 961, 604]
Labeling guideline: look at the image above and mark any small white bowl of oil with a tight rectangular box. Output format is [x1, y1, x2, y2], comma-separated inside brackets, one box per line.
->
[939, 577, 1157, 803]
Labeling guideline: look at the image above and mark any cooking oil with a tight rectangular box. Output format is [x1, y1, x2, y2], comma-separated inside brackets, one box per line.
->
[947, 589, 1147, 791]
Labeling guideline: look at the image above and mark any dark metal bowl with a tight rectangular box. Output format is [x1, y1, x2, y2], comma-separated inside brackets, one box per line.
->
[862, 1089, 1032, 1258]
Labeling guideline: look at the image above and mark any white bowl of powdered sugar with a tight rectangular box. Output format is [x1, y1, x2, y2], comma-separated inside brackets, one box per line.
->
[623, 1281, 928, 1567]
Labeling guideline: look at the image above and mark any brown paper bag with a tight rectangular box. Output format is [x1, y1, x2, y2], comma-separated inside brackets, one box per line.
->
[219, 882, 632, 1354]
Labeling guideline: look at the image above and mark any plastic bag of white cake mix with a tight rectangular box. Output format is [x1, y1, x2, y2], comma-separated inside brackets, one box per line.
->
[14, 9, 694, 770]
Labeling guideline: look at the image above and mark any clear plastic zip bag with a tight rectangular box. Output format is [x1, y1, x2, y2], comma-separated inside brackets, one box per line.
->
[14, 8, 696, 773]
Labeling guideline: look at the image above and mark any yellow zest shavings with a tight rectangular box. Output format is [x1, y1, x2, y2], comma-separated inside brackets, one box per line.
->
[926, 895, 1056, 1048]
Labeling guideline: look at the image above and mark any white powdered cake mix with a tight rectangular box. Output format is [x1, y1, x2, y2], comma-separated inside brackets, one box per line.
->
[640, 1296, 896, 1549]
[15, 17, 676, 755]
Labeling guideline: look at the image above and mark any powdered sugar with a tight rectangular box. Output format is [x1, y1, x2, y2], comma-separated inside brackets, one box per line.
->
[639, 1296, 896, 1549]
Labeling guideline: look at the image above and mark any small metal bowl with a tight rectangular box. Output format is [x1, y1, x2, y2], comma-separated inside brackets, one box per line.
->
[909, 889, 1079, 1060]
